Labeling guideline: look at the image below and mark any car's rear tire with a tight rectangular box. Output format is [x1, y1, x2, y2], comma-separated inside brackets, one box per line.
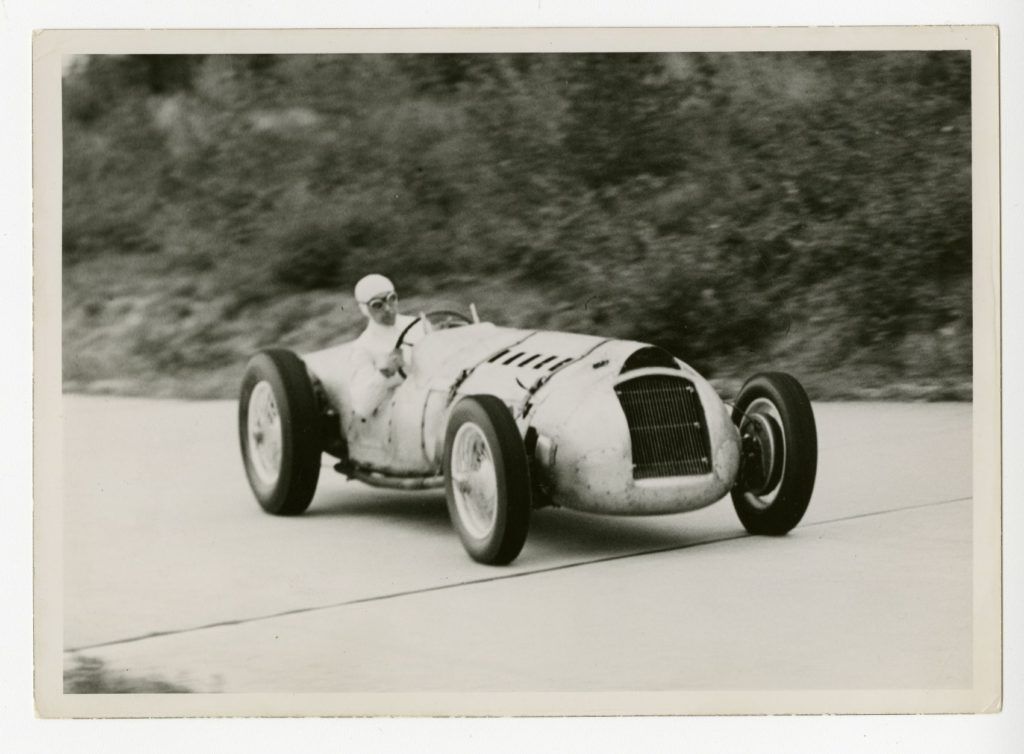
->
[444, 396, 531, 565]
[239, 349, 322, 516]
[730, 372, 817, 535]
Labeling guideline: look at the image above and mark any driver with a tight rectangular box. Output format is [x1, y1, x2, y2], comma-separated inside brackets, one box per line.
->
[349, 274, 417, 418]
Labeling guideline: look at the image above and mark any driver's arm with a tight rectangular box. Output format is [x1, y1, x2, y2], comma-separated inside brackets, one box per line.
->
[350, 347, 404, 418]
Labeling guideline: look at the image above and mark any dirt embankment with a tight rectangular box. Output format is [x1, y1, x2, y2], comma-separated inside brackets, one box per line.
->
[62, 255, 971, 402]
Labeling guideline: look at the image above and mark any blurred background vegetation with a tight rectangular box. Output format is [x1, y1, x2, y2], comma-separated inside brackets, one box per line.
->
[62, 52, 972, 399]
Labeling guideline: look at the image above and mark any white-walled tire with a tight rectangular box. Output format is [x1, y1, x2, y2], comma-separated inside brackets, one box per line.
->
[731, 372, 817, 535]
[239, 349, 322, 516]
[444, 396, 531, 564]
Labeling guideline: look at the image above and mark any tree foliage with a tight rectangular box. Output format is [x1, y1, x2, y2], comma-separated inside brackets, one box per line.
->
[62, 51, 972, 383]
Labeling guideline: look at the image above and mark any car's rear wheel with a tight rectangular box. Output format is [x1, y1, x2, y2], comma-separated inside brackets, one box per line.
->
[730, 372, 817, 535]
[239, 349, 322, 516]
[444, 396, 531, 564]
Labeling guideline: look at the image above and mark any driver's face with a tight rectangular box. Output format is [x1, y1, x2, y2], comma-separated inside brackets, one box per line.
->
[367, 291, 398, 326]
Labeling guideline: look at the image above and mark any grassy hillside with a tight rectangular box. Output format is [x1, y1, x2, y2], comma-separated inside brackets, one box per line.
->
[62, 52, 972, 400]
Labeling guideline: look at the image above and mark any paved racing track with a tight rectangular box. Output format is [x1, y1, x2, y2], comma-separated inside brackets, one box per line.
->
[62, 397, 973, 694]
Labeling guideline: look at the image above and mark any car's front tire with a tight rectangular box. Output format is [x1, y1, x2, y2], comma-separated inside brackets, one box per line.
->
[444, 396, 531, 564]
[730, 372, 817, 535]
[239, 349, 322, 516]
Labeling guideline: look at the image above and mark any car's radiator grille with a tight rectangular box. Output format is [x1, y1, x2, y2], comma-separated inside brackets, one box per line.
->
[614, 375, 713, 479]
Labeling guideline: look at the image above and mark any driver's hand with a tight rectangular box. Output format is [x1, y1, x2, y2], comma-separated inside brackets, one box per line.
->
[380, 348, 405, 378]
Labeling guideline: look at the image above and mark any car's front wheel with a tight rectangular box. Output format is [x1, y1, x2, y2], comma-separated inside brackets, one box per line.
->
[443, 396, 531, 565]
[239, 349, 322, 516]
[730, 372, 817, 535]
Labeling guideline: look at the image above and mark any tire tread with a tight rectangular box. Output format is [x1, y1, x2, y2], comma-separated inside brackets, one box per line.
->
[444, 395, 531, 564]
[238, 349, 322, 516]
[730, 372, 817, 535]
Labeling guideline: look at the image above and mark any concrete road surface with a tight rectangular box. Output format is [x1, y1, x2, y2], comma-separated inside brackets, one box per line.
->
[62, 397, 972, 693]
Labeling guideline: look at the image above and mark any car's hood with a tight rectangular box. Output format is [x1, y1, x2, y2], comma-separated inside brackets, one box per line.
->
[305, 320, 710, 424]
[406, 322, 609, 390]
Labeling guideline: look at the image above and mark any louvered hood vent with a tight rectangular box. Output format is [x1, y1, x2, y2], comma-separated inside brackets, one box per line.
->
[487, 349, 574, 372]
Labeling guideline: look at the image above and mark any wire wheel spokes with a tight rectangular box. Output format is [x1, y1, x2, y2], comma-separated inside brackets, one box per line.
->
[450, 423, 499, 539]
[247, 381, 283, 486]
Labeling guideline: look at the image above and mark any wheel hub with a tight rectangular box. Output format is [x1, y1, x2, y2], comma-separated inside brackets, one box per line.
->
[739, 409, 783, 495]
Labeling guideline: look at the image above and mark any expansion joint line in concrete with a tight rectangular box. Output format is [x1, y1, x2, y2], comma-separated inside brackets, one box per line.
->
[66, 496, 971, 654]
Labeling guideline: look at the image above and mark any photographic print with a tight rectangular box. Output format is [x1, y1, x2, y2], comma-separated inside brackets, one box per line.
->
[33, 27, 1001, 717]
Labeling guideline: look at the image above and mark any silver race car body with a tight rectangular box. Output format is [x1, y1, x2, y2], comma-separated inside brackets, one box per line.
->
[303, 321, 739, 516]
[240, 308, 817, 564]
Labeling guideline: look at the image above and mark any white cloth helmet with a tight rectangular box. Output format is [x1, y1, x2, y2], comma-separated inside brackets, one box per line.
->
[354, 274, 395, 316]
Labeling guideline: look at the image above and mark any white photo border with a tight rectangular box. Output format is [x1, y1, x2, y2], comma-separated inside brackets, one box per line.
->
[32, 25, 1001, 719]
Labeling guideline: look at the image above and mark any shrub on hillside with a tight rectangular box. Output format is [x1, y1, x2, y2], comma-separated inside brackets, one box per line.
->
[269, 218, 355, 290]
[63, 215, 161, 263]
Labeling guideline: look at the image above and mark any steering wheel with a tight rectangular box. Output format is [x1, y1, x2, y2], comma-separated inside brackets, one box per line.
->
[394, 310, 473, 378]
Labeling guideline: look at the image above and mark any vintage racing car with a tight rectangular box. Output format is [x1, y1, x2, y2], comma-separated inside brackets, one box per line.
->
[238, 307, 818, 565]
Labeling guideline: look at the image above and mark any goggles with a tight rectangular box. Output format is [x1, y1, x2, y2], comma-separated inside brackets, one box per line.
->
[364, 291, 397, 311]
